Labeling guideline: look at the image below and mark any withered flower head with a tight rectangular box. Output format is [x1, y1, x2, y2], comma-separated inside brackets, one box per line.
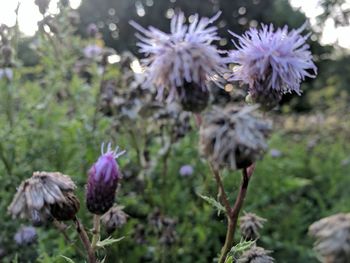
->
[240, 212, 267, 240]
[35, 0, 50, 14]
[309, 213, 350, 263]
[8, 171, 79, 225]
[238, 246, 275, 263]
[101, 205, 128, 234]
[199, 105, 272, 170]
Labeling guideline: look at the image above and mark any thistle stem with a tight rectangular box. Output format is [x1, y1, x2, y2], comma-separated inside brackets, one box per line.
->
[53, 220, 85, 257]
[91, 214, 101, 251]
[210, 164, 255, 263]
[209, 164, 231, 215]
[73, 217, 96, 263]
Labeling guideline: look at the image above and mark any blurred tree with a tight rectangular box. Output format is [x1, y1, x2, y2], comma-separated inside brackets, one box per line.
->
[77, 0, 310, 52]
[317, 0, 350, 27]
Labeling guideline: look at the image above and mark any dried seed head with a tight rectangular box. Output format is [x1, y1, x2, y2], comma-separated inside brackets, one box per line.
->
[8, 171, 77, 224]
[238, 246, 275, 263]
[239, 212, 267, 240]
[101, 205, 128, 234]
[199, 105, 272, 170]
[309, 213, 350, 263]
[68, 11, 80, 26]
[148, 208, 177, 246]
[86, 142, 125, 215]
[14, 226, 37, 246]
[35, 0, 50, 14]
[59, 0, 70, 7]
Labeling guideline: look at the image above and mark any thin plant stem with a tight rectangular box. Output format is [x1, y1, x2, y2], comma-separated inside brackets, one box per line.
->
[92, 68, 106, 132]
[193, 113, 203, 127]
[209, 164, 232, 215]
[73, 216, 96, 263]
[210, 164, 255, 263]
[52, 220, 85, 257]
[91, 214, 101, 251]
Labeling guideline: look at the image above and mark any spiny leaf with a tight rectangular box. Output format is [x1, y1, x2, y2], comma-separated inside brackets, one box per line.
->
[97, 236, 125, 248]
[60, 255, 75, 263]
[227, 239, 256, 258]
[224, 255, 234, 263]
[198, 194, 226, 213]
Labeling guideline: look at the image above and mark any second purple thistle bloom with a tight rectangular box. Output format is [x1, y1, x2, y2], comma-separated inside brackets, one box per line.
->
[228, 23, 317, 110]
[86, 142, 125, 215]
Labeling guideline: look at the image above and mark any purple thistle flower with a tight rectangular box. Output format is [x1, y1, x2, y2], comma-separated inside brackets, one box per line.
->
[228, 23, 317, 109]
[130, 11, 226, 104]
[86, 142, 125, 215]
[14, 226, 37, 246]
[83, 44, 102, 59]
[179, 165, 194, 177]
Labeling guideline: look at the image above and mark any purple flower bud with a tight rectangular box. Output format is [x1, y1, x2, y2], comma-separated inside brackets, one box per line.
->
[86, 143, 125, 215]
[14, 226, 37, 246]
[179, 165, 194, 177]
[86, 23, 99, 38]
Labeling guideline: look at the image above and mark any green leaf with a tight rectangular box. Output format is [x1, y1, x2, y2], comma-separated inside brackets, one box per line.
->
[227, 239, 256, 259]
[97, 236, 125, 248]
[224, 256, 234, 263]
[11, 254, 18, 263]
[198, 194, 226, 213]
[60, 255, 75, 263]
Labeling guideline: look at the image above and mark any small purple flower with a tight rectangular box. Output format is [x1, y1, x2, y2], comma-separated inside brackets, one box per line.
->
[130, 11, 226, 103]
[228, 23, 317, 109]
[86, 23, 99, 38]
[179, 165, 194, 177]
[0, 68, 13, 81]
[86, 142, 125, 215]
[83, 44, 102, 59]
[14, 226, 37, 246]
[269, 149, 282, 158]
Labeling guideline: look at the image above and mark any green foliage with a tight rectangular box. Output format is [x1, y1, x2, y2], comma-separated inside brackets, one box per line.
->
[0, 1, 349, 263]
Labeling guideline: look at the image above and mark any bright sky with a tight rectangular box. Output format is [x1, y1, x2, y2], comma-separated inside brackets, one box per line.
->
[0, 0, 349, 48]
[290, 0, 350, 48]
[0, 0, 81, 35]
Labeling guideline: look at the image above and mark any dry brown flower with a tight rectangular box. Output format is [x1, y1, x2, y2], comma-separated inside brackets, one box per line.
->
[240, 212, 267, 240]
[309, 213, 350, 263]
[199, 105, 272, 170]
[101, 205, 128, 234]
[238, 246, 275, 263]
[8, 171, 78, 224]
